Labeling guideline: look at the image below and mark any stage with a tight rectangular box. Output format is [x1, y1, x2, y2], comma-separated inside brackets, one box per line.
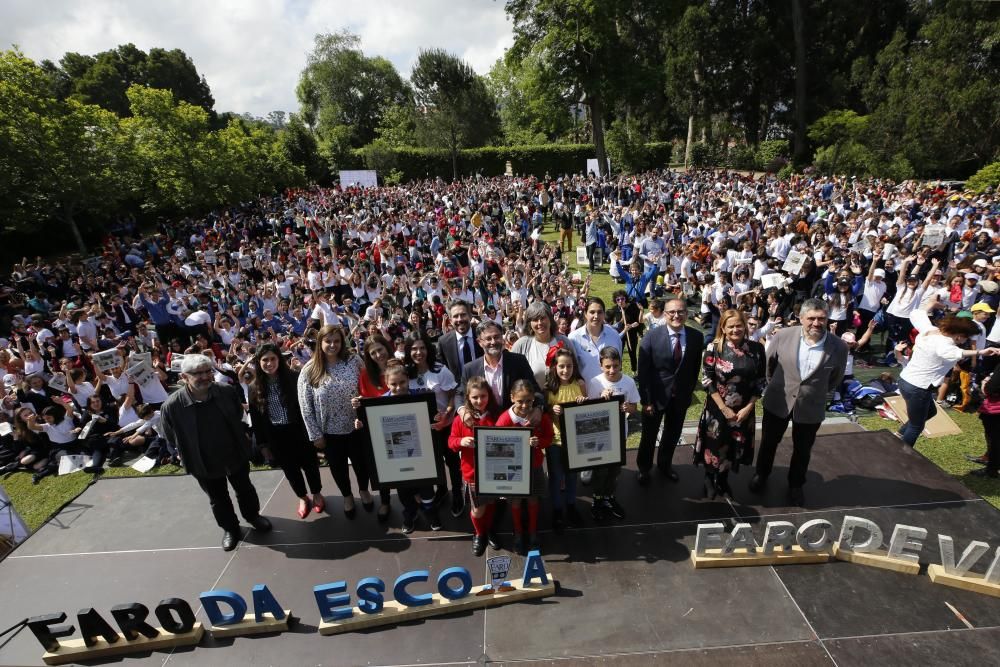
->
[2, 424, 1000, 666]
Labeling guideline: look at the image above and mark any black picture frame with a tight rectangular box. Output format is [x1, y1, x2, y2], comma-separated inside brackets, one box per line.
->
[558, 396, 626, 472]
[359, 393, 443, 490]
[473, 427, 534, 498]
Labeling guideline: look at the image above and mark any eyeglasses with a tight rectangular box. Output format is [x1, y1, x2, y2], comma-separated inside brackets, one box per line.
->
[665, 310, 686, 316]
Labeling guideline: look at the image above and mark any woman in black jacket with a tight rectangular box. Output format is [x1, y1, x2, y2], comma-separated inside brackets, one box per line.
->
[249, 343, 323, 518]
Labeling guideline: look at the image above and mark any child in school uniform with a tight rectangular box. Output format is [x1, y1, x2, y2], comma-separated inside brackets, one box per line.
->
[586, 347, 639, 521]
[495, 379, 553, 554]
[448, 376, 497, 556]
[544, 345, 587, 530]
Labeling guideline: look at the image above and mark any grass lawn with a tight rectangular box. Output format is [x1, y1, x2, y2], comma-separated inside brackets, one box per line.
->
[2, 223, 998, 536]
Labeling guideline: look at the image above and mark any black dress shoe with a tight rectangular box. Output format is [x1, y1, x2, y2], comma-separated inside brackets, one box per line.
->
[970, 467, 999, 478]
[637, 471, 650, 486]
[748, 474, 767, 493]
[660, 467, 679, 482]
[221, 530, 240, 551]
[249, 516, 272, 532]
[788, 487, 805, 507]
[472, 535, 487, 557]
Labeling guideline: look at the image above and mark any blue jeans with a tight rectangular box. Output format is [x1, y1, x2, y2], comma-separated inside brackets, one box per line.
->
[898, 377, 937, 446]
[547, 449, 578, 512]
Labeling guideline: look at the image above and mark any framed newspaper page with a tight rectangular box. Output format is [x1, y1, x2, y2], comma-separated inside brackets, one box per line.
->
[474, 427, 534, 498]
[360, 393, 442, 490]
[559, 396, 626, 472]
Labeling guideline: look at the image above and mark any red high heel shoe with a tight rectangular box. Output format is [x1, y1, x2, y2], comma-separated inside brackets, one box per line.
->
[312, 495, 326, 514]
[297, 498, 312, 519]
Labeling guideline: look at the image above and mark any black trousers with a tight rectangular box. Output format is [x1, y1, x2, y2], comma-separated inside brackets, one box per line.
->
[636, 395, 690, 473]
[270, 423, 322, 498]
[325, 431, 371, 497]
[980, 413, 1000, 473]
[195, 467, 261, 532]
[435, 429, 462, 493]
[754, 409, 821, 488]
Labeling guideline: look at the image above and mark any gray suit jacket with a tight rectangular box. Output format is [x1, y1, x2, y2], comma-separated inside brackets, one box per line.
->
[761, 326, 848, 424]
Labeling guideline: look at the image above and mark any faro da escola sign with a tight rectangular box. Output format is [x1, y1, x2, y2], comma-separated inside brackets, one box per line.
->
[26, 552, 553, 665]
[24, 514, 1000, 664]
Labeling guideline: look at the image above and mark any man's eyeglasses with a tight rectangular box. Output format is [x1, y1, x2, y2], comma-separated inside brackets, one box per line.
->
[665, 310, 686, 316]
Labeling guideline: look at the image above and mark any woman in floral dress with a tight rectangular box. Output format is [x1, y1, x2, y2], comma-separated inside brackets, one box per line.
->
[694, 309, 767, 500]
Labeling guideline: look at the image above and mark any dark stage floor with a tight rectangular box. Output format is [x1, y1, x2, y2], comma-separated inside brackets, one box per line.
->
[3, 425, 1000, 667]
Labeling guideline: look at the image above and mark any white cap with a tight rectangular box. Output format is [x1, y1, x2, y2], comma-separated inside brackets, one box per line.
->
[873, 268, 886, 278]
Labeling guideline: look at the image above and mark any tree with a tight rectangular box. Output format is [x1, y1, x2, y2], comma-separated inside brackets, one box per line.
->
[50, 44, 215, 118]
[0, 49, 129, 252]
[486, 51, 573, 145]
[297, 31, 411, 157]
[410, 49, 500, 179]
[506, 0, 624, 176]
[808, 109, 869, 175]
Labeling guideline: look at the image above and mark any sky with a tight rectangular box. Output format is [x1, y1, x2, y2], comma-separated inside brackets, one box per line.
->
[1, 0, 514, 116]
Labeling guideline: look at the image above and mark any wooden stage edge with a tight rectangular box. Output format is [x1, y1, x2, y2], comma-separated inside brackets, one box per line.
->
[42, 624, 204, 666]
[691, 545, 831, 568]
[927, 565, 1000, 598]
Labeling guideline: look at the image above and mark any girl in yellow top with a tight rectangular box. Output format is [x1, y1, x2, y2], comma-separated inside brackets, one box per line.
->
[544, 344, 587, 531]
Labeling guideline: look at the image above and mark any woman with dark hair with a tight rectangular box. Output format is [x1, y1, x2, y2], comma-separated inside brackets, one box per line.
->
[298, 324, 374, 519]
[404, 330, 462, 516]
[252, 343, 323, 519]
[357, 332, 393, 519]
[510, 301, 571, 386]
[897, 298, 1000, 446]
[607, 289, 644, 369]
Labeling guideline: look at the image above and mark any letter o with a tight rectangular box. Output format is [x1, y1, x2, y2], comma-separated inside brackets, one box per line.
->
[797, 519, 835, 551]
[155, 598, 195, 634]
[437, 567, 472, 600]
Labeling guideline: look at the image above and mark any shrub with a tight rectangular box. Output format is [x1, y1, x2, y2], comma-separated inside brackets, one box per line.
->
[756, 139, 790, 172]
[968, 161, 1000, 193]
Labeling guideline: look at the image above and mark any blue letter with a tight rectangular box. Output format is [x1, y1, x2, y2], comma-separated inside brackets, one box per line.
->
[356, 577, 385, 614]
[437, 567, 472, 600]
[393, 570, 432, 607]
[522, 550, 549, 586]
[199, 591, 247, 627]
[314, 582, 352, 622]
[251, 584, 286, 623]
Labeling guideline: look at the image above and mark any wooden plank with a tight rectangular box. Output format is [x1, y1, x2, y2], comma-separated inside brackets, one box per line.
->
[318, 578, 555, 636]
[42, 624, 204, 665]
[209, 610, 291, 638]
[691, 546, 832, 569]
[927, 564, 1000, 598]
[832, 543, 920, 575]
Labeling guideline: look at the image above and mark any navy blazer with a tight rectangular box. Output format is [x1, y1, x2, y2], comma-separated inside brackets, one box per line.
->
[437, 329, 483, 382]
[460, 350, 540, 418]
[637, 325, 705, 411]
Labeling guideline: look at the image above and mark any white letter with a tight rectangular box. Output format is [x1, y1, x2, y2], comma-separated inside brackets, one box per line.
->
[937, 535, 990, 576]
[723, 523, 758, 555]
[695, 523, 726, 555]
[762, 521, 796, 555]
[838, 516, 883, 553]
[797, 519, 834, 552]
[887, 524, 927, 563]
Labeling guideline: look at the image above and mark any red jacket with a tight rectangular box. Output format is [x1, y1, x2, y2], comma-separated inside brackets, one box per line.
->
[495, 410, 553, 469]
[448, 413, 496, 482]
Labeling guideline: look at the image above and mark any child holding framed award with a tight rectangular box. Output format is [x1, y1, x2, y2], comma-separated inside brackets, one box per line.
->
[495, 379, 554, 555]
[544, 345, 587, 530]
[448, 376, 498, 557]
[585, 347, 639, 521]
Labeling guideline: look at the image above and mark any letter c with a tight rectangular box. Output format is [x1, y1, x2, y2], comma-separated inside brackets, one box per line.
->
[394, 570, 433, 607]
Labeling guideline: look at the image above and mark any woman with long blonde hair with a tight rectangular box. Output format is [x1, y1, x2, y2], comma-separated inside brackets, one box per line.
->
[297, 324, 374, 519]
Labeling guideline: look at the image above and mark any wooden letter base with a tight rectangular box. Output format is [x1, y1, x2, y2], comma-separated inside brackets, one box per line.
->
[209, 610, 292, 638]
[927, 564, 1000, 598]
[692, 546, 831, 569]
[318, 578, 556, 635]
[42, 624, 204, 665]
[832, 544, 920, 575]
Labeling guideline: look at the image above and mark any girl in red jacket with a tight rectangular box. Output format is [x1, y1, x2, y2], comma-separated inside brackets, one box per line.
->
[449, 376, 497, 557]
[495, 379, 553, 555]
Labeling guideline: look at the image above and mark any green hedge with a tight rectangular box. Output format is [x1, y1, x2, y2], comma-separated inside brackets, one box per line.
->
[354, 142, 679, 182]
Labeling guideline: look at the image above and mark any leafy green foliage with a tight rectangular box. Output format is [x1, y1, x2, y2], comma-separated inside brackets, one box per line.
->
[604, 119, 648, 174]
[968, 162, 1000, 193]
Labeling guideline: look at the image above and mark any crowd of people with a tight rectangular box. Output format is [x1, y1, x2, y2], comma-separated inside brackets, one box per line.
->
[2, 168, 1000, 554]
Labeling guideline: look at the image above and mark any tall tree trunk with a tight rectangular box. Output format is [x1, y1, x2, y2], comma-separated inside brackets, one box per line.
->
[791, 0, 808, 164]
[450, 126, 458, 181]
[685, 114, 695, 169]
[62, 202, 86, 254]
[590, 93, 607, 177]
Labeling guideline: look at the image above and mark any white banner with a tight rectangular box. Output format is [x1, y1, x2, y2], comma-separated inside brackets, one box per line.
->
[586, 158, 611, 176]
[339, 170, 378, 188]
[0, 485, 29, 546]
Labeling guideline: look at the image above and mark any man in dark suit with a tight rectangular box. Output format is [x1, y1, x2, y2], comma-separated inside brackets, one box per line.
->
[460, 320, 540, 418]
[438, 300, 482, 407]
[751, 298, 848, 506]
[636, 298, 705, 484]
[109, 295, 139, 334]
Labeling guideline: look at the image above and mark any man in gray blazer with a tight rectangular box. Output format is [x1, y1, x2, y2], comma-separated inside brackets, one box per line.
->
[750, 298, 848, 506]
